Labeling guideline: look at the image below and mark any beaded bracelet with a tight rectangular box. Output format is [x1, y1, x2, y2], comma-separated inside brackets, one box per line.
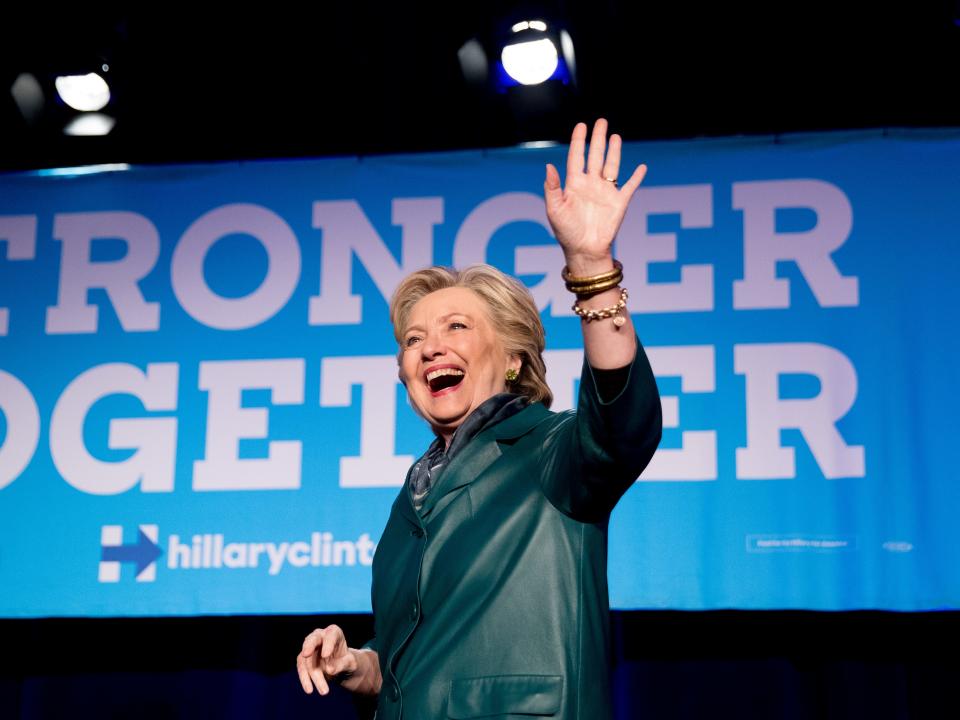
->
[572, 287, 629, 326]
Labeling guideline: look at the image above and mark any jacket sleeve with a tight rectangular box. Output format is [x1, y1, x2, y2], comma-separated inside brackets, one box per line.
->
[539, 334, 662, 522]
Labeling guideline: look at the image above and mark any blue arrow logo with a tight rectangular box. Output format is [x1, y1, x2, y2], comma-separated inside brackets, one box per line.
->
[100, 529, 164, 578]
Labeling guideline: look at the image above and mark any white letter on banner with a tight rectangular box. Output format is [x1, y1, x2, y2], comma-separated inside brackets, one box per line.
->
[309, 198, 440, 325]
[452, 192, 568, 315]
[319, 356, 413, 487]
[640, 346, 717, 481]
[735, 343, 865, 479]
[543, 349, 584, 412]
[194, 359, 304, 490]
[171, 204, 301, 330]
[733, 179, 859, 308]
[615, 185, 714, 312]
[0, 370, 41, 489]
[0, 215, 37, 336]
[45, 212, 161, 334]
[49, 363, 179, 494]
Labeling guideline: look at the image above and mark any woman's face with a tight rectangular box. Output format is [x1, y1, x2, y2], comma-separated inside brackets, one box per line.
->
[399, 287, 521, 441]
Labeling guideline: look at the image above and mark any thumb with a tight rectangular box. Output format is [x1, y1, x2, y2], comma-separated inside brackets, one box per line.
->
[544, 163, 563, 209]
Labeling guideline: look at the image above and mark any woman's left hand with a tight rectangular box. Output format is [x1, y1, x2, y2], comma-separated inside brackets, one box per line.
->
[544, 118, 647, 275]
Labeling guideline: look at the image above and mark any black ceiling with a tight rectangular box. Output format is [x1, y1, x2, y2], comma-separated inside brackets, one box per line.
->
[2, 3, 958, 172]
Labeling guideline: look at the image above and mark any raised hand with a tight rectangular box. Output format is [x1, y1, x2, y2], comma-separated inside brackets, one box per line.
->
[544, 118, 647, 275]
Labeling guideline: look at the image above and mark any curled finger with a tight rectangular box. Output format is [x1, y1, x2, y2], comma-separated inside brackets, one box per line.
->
[320, 625, 344, 660]
[301, 628, 323, 658]
[323, 653, 350, 679]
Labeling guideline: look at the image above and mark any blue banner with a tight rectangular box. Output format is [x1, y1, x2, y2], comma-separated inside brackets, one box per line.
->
[1, 129, 958, 616]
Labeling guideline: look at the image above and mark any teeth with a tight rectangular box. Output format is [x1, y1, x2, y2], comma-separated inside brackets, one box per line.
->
[426, 368, 465, 382]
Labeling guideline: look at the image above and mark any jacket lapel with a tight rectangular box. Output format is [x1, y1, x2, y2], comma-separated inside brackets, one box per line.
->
[394, 465, 421, 528]
[417, 402, 551, 519]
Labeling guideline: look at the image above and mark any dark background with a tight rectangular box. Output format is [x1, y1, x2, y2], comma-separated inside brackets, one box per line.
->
[2, 3, 960, 171]
[3, 612, 958, 718]
[2, 3, 959, 718]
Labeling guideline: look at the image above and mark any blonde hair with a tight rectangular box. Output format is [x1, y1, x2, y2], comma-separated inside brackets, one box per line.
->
[389, 265, 552, 408]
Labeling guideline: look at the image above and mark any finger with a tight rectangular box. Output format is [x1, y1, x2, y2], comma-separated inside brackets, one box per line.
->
[323, 653, 350, 678]
[602, 134, 622, 182]
[320, 625, 343, 660]
[311, 666, 330, 696]
[297, 655, 314, 694]
[301, 629, 322, 657]
[544, 163, 563, 210]
[566, 122, 587, 178]
[586, 118, 608, 176]
[621, 163, 648, 196]
[545, 162, 561, 191]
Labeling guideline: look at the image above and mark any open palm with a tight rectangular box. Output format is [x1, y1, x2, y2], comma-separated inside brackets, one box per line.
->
[544, 119, 647, 273]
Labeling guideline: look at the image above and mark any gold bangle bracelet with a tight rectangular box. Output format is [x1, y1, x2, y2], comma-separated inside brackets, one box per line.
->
[561, 259, 623, 286]
[564, 260, 624, 298]
[566, 274, 623, 297]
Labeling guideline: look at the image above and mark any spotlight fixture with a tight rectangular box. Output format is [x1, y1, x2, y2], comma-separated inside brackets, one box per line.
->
[55, 72, 111, 112]
[456, 15, 579, 144]
[457, 18, 577, 93]
[502, 37, 558, 85]
[50, 67, 117, 136]
[498, 20, 573, 88]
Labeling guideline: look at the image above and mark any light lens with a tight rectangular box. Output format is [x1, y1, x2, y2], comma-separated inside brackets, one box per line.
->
[501, 38, 559, 85]
[55, 73, 111, 112]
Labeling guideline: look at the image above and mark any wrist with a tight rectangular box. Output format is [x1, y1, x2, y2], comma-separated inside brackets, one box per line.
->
[344, 648, 381, 696]
[563, 252, 615, 277]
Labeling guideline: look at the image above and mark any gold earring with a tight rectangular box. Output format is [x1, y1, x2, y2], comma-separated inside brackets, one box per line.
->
[505, 368, 519, 383]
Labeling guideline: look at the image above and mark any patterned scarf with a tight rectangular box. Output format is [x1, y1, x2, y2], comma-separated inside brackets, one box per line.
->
[409, 393, 529, 512]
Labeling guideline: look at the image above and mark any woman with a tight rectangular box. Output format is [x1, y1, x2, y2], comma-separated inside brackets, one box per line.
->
[297, 119, 662, 719]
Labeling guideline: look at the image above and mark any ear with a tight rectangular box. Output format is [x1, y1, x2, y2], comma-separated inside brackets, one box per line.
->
[507, 354, 522, 374]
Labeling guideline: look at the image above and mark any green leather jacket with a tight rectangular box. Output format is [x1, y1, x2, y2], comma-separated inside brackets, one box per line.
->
[366, 338, 662, 719]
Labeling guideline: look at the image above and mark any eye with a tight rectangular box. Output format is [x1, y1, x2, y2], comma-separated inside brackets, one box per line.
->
[449, 321, 467, 330]
[404, 335, 422, 347]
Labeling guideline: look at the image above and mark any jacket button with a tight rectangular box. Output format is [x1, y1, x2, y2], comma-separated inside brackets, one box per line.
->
[410, 603, 419, 621]
[410, 528, 424, 538]
[388, 682, 400, 702]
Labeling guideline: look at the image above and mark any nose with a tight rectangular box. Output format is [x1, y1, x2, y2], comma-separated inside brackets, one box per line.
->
[420, 330, 447, 360]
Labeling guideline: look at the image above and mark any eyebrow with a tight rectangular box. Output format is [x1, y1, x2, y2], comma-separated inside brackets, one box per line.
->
[404, 312, 474, 334]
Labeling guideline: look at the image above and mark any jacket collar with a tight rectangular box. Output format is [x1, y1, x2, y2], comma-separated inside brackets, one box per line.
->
[410, 402, 552, 521]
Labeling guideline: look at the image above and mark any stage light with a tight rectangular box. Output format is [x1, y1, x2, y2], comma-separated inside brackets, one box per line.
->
[63, 112, 116, 136]
[559, 30, 576, 81]
[501, 37, 559, 85]
[458, 17, 576, 92]
[457, 15, 578, 143]
[501, 20, 560, 86]
[458, 38, 489, 85]
[10, 73, 45, 125]
[54, 72, 111, 112]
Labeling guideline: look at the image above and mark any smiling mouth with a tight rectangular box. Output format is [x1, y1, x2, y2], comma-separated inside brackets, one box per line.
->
[427, 368, 465, 394]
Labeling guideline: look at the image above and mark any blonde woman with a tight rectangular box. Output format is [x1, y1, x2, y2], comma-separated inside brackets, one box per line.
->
[298, 119, 662, 720]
